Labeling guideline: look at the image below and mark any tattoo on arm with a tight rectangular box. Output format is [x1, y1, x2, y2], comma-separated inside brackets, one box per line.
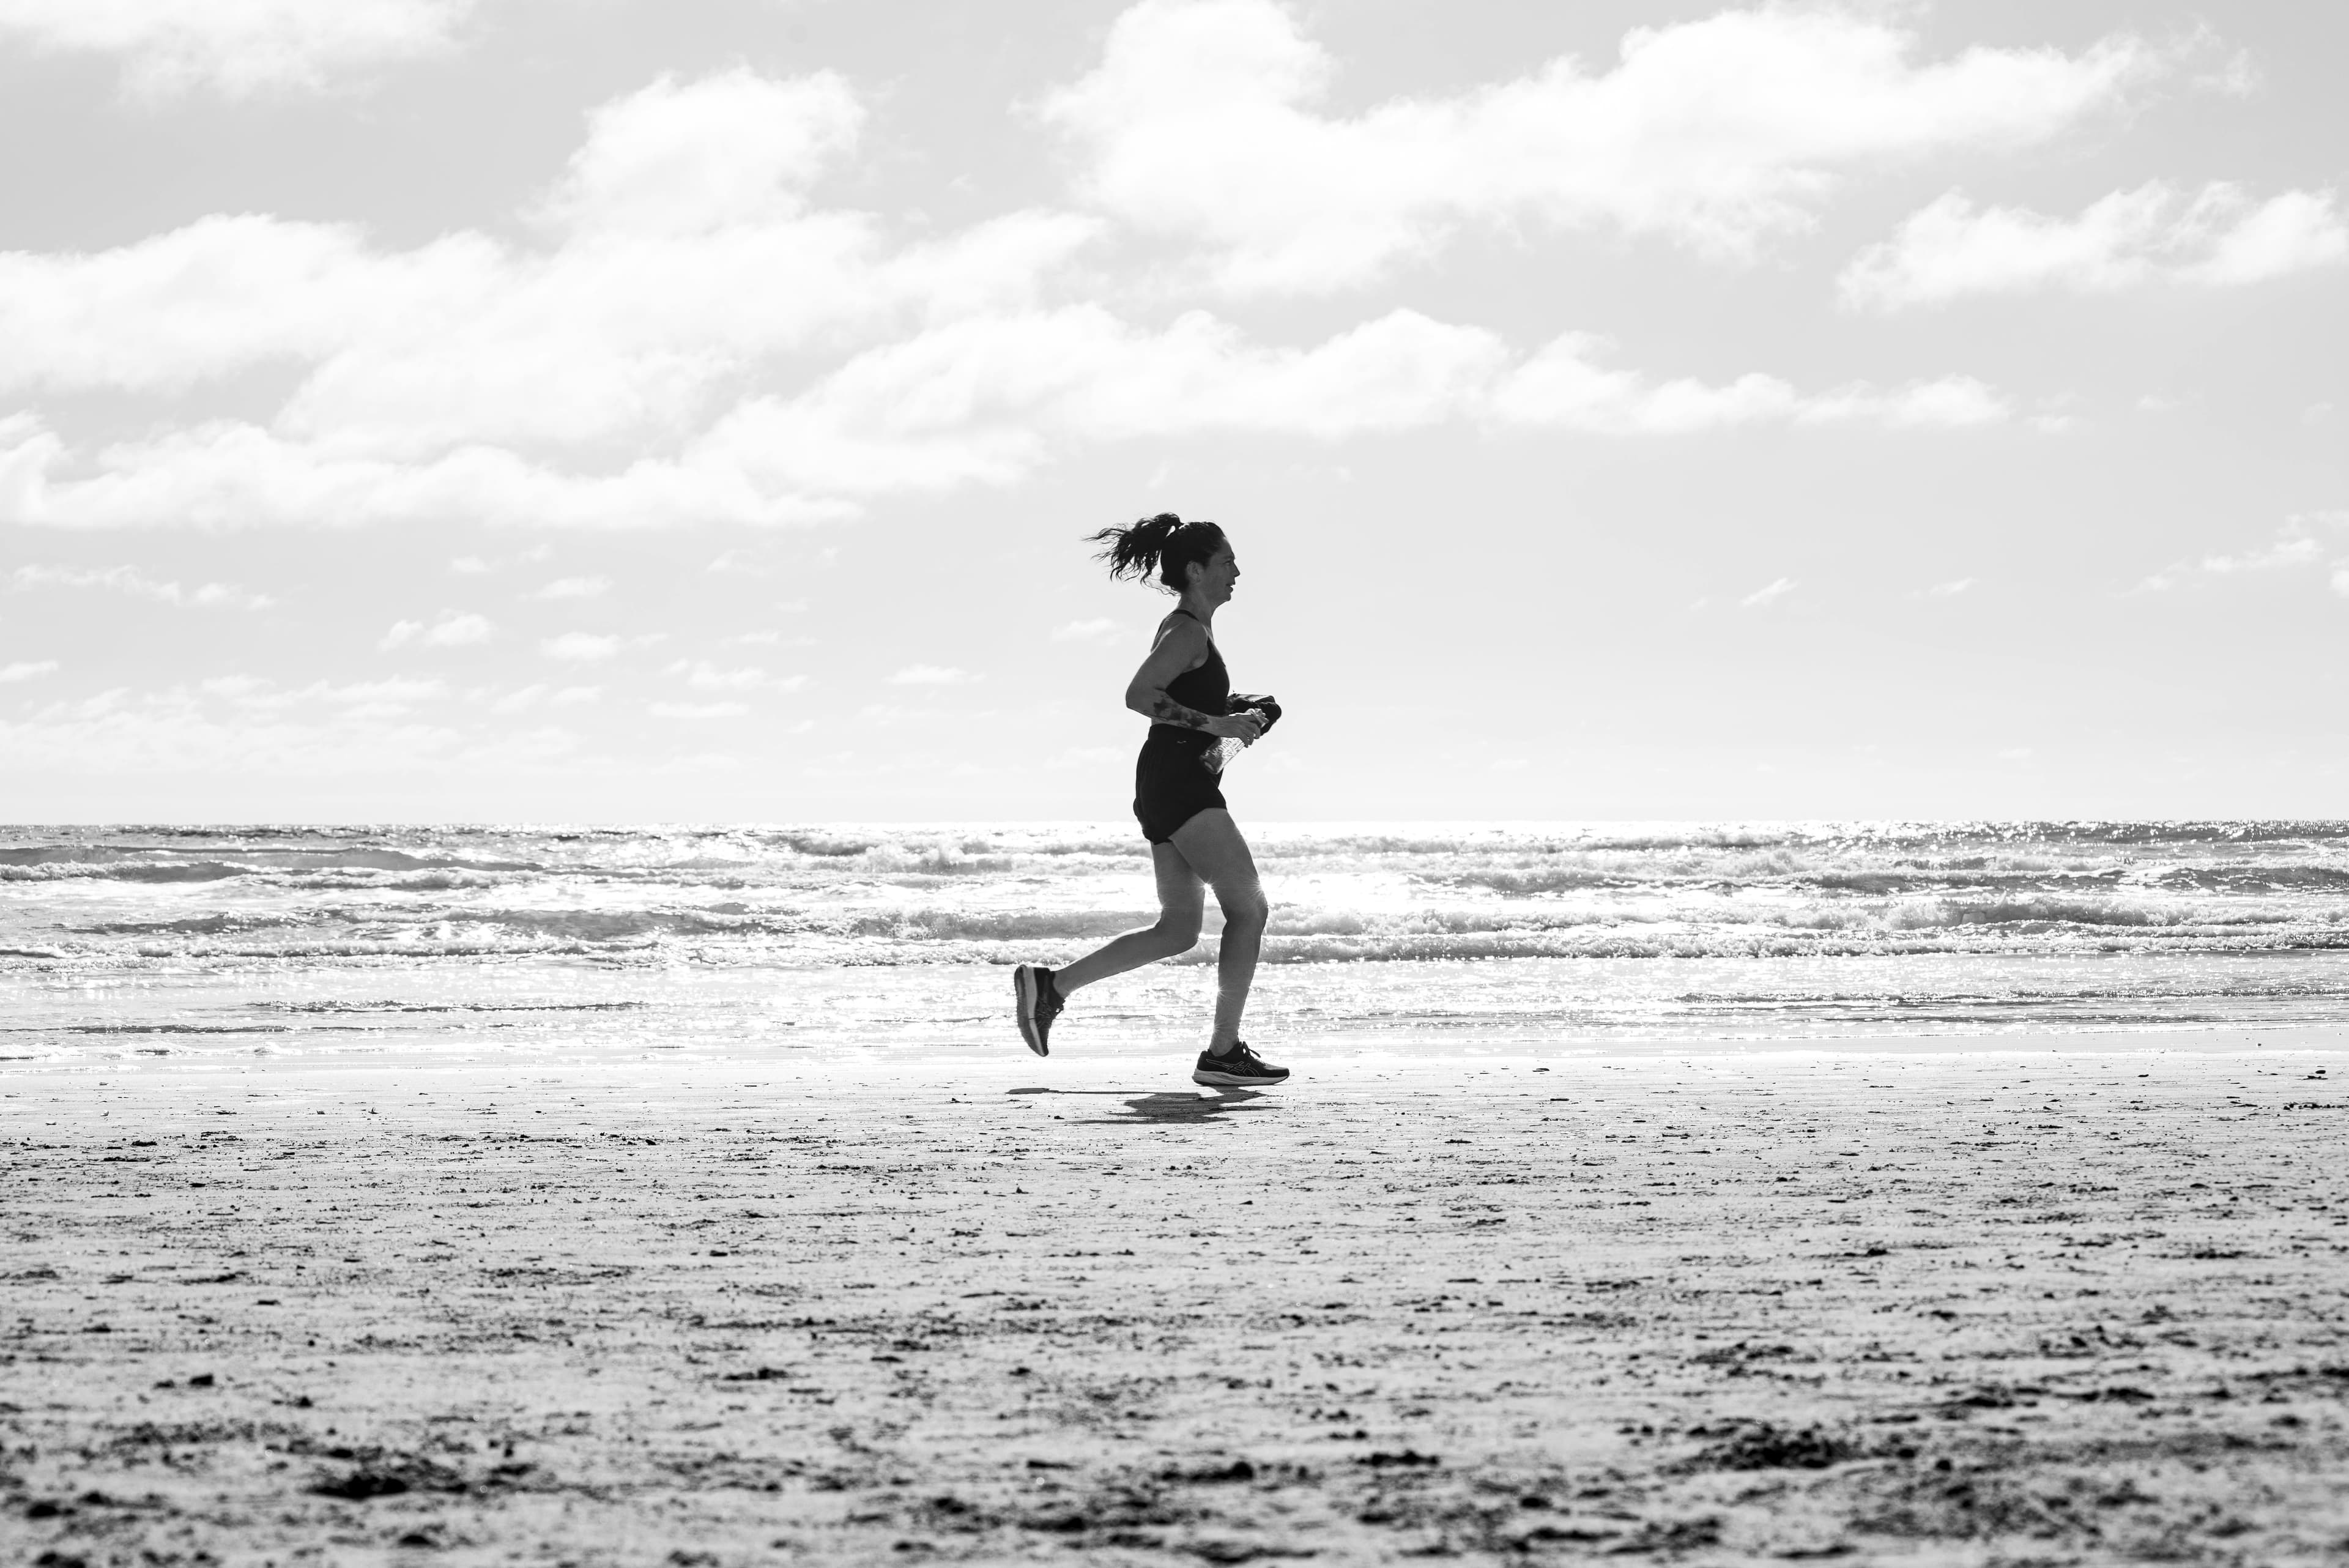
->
[1147, 694, 1217, 731]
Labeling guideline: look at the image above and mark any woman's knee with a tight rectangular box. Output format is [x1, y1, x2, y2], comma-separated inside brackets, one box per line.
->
[1152, 915, 1203, 953]
[1219, 888, 1269, 933]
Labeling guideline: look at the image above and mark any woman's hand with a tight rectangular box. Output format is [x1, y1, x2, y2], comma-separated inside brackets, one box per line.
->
[1208, 710, 1264, 743]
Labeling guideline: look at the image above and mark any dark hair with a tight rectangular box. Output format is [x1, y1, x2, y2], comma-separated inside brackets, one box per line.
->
[1086, 513, 1227, 593]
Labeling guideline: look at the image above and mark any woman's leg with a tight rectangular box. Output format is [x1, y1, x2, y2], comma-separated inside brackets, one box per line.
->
[1167, 809, 1267, 1053]
[1052, 843, 1205, 994]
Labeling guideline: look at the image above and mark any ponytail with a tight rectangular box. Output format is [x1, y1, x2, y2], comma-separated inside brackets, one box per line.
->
[1086, 512, 1227, 593]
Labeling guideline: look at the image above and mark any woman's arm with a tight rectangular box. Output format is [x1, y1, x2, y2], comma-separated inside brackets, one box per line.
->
[1124, 619, 1260, 740]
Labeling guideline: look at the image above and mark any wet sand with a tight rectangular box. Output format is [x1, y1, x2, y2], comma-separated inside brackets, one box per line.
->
[6, 1035, 2348, 1566]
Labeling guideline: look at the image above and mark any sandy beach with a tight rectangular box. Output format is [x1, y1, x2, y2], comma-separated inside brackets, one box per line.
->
[6, 1033, 2348, 1566]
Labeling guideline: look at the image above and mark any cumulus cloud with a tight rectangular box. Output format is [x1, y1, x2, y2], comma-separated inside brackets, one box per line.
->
[530, 576, 610, 600]
[0, 659, 59, 682]
[0, 685, 587, 776]
[2135, 511, 2349, 593]
[1052, 618, 1121, 642]
[1740, 577, 1798, 608]
[483, 682, 601, 712]
[1840, 183, 2348, 309]
[0, 305, 2008, 530]
[695, 307, 1516, 500]
[0, 58, 2016, 535]
[689, 311, 2006, 500]
[380, 612, 494, 650]
[1041, 0, 2170, 292]
[10, 562, 273, 608]
[541, 632, 622, 662]
[0, 66, 1110, 529]
[0, 72, 1090, 399]
[0, 0, 475, 99]
[1488, 335, 2007, 433]
[650, 700, 749, 719]
[0, 418, 851, 530]
[537, 69, 863, 236]
[0, 149, 1094, 444]
[201, 675, 448, 718]
[665, 659, 806, 692]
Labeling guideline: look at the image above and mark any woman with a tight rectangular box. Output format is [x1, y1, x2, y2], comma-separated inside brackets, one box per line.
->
[1013, 514, 1288, 1088]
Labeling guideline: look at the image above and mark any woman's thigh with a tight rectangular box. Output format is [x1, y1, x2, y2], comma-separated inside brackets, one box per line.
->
[1151, 841, 1208, 927]
[1167, 809, 1262, 905]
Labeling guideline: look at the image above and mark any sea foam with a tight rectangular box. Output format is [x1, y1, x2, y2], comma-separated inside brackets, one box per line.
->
[6, 820, 2349, 1060]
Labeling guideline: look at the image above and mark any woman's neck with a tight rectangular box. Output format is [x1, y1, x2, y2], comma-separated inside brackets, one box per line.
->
[1176, 590, 1215, 628]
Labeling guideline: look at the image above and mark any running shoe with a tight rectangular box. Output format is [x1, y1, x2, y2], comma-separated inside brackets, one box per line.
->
[1012, 964, 1063, 1057]
[1192, 1042, 1289, 1087]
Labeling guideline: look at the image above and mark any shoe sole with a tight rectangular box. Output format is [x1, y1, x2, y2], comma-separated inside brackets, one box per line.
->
[1192, 1068, 1288, 1087]
[1012, 967, 1048, 1057]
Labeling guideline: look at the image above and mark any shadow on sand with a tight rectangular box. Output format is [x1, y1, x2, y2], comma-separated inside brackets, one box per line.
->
[1005, 1086, 1271, 1124]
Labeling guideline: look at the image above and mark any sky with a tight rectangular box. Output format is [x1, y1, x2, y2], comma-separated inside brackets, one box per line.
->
[0, 0, 2342, 824]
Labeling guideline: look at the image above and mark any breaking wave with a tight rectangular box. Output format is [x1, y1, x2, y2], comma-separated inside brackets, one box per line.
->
[13, 820, 2349, 1057]
[4, 819, 2348, 970]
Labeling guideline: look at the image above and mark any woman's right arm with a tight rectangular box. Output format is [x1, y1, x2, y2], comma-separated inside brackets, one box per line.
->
[1124, 620, 1260, 740]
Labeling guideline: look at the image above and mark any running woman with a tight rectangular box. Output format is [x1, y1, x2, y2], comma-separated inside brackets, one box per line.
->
[1013, 515, 1289, 1088]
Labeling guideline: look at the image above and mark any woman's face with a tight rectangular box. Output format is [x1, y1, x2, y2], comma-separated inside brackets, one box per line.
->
[1192, 544, 1240, 605]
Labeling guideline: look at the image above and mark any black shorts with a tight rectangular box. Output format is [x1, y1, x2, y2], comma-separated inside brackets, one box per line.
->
[1134, 730, 1226, 845]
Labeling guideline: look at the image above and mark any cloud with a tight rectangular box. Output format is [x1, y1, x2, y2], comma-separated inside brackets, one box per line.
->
[0, 683, 589, 776]
[665, 659, 805, 691]
[1041, 0, 2170, 292]
[2199, 537, 2325, 574]
[1488, 336, 2008, 433]
[0, 305, 2007, 530]
[541, 632, 622, 662]
[530, 576, 610, 600]
[1052, 618, 1121, 642]
[200, 675, 449, 718]
[887, 664, 978, 685]
[0, 418, 852, 530]
[9, 562, 272, 608]
[1926, 578, 1975, 598]
[482, 682, 603, 712]
[380, 612, 493, 650]
[697, 307, 1522, 500]
[537, 69, 863, 237]
[1740, 577, 1797, 608]
[0, 130, 1094, 432]
[1840, 183, 2348, 309]
[0, 59, 2013, 535]
[0, 0, 475, 99]
[0, 67, 1101, 526]
[2134, 511, 2349, 593]
[0, 659, 59, 682]
[488, 683, 547, 714]
[691, 311, 2008, 499]
[650, 700, 749, 719]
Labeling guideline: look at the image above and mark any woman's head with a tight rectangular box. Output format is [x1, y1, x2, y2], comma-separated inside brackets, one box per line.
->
[1088, 513, 1234, 598]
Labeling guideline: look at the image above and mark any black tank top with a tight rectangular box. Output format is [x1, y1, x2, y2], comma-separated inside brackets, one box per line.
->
[1155, 608, 1228, 729]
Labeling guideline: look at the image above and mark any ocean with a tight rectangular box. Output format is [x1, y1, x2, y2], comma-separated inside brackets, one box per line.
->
[6, 820, 2348, 1066]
